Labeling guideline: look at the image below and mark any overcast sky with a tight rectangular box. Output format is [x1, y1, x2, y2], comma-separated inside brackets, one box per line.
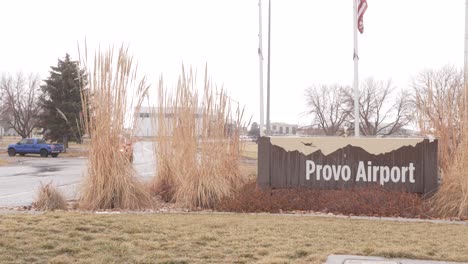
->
[0, 0, 465, 125]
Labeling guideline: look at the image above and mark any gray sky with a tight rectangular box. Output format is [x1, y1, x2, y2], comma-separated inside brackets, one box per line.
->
[0, 0, 464, 125]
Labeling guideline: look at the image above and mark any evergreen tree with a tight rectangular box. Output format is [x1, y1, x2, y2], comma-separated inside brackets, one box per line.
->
[248, 122, 260, 140]
[38, 54, 86, 145]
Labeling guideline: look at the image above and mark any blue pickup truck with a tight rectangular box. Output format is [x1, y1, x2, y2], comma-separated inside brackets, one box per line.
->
[7, 138, 64, 158]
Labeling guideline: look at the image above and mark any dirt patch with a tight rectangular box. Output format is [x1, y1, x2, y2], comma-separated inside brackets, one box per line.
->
[0, 159, 11, 166]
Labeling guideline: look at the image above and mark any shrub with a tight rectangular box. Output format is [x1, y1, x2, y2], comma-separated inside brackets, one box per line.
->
[33, 182, 67, 211]
[216, 181, 431, 218]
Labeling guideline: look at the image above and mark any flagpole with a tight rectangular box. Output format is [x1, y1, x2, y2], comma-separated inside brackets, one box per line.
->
[464, 0, 468, 126]
[258, 0, 265, 137]
[266, 0, 271, 136]
[353, 0, 360, 137]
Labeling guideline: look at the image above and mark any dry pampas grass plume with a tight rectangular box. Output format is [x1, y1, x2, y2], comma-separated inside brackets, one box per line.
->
[77, 43, 152, 210]
[151, 66, 248, 209]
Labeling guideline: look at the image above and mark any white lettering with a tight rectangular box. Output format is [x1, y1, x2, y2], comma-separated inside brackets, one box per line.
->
[305, 160, 417, 185]
[409, 163, 416, 183]
[401, 167, 408, 183]
[306, 160, 315, 180]
[316, 165, 323, 180]
[391, 166, 401, 183]
[356, 161, 367, 182]
[332, 165, 341, 181]
[379, 166, 390, 186]
[367, 161, 372, 182]
[342, 166, 351, 181]
[372, 166, 379, 182]
[323, 165, 332, 180]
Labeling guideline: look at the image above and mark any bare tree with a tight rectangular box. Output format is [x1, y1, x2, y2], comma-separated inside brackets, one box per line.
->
[305, 84, 351, 135]
[0, 73, 42, 138]
[344, 78, 413, 136]
[412, 65, 463, 171]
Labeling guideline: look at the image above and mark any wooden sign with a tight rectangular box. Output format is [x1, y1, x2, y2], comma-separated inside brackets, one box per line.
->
[257, 137, 438, 194]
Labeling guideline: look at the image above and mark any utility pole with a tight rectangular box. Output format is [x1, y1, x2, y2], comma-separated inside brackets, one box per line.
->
[266, 0, 271, 136]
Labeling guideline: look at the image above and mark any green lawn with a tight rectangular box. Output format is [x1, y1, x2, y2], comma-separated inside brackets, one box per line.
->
[242, 141, 258, 160]
[0, 212, 466, 264]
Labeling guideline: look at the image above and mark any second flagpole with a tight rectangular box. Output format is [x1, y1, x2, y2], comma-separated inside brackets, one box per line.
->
[266, 0, 271, 136]
[465, 0, 468, 127]
[353, 0, 360, 137]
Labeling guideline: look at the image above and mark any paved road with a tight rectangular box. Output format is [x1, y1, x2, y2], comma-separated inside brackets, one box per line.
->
[0, 141, 156, 207]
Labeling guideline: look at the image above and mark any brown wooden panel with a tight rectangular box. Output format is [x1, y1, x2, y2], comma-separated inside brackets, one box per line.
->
[423, 139, 438, 195]
[257, 137, 270, 189]
[257, 137, 438, 195]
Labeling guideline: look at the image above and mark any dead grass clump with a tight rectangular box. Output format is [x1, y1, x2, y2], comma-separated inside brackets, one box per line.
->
[78, 45, 151, 210]
[151, 67, 247, 208]
[216, 181, 431, 218]
[33, 182, 67, 211]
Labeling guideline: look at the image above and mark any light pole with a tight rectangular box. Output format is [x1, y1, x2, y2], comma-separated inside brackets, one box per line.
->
[266, 0, 271, 136]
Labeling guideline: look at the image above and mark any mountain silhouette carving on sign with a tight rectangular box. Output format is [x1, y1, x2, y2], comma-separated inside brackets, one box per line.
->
[258, 137, 438, 195]
[270, 136, 427, 156]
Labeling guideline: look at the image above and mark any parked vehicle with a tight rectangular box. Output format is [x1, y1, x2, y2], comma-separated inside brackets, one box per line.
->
[7, 138, 64, 158]
[119, 136, 134, 163]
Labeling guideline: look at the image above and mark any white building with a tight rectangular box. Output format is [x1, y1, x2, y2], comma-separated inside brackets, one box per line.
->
[270, 122, 298, 136]
[135, 107, 225, 137]
[0, 120, 19, 137]
[135, 107, 153, 137]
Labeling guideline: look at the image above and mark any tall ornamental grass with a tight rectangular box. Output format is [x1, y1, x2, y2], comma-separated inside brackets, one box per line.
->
[432, 131, 468, 218]
[78, 45, 151, 210]
[151, 67, 247, 208]
[413, 66, 467, 218]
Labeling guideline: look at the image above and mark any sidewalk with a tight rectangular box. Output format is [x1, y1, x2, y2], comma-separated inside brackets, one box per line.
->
[325, 255, 468, 264]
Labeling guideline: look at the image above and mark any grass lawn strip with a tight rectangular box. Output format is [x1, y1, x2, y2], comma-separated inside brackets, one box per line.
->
[0, 212, 466, 264]
[241, 141, 258, 160]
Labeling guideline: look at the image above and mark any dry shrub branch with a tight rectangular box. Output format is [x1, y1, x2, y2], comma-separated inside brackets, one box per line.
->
[78, 45, 151, 210]
[413, 65, 463, 172]
[151, 67, 247, 208]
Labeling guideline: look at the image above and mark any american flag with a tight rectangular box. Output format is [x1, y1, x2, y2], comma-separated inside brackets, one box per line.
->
[357, 0, 368, 34]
